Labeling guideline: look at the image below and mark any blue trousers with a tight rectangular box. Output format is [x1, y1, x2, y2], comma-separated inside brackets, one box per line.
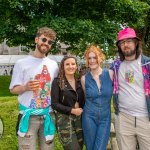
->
[82, 107, 111, 150]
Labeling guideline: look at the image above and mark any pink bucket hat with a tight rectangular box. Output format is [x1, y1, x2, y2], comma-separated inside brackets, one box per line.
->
[116, 28, 141, 45]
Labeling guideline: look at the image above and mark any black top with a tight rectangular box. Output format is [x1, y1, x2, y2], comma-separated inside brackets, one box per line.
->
[51, 77, 85, 115]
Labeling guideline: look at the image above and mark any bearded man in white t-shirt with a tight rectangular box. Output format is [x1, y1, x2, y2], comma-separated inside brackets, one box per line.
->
[110, 28, 150, 150]
[9, 27, 58, 150]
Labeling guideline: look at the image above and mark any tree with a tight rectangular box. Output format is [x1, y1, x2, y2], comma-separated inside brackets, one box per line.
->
[0, 0, 149, 57]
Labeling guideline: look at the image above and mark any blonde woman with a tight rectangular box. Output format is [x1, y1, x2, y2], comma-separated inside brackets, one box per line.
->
[81, 45, 113, 150]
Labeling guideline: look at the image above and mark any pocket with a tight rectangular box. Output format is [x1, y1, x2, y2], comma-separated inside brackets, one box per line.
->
[55, 112, 72, 145]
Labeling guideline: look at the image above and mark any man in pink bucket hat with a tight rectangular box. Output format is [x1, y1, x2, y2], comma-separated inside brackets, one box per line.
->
[116, 28, 141, 45]
[110, 27, 150, 150]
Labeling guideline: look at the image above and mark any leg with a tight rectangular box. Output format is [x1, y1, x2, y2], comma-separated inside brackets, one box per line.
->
[55, 112, 78, 150]
[136, 116, 150, 150]
[38, 116, 54, 150]
[115, 114, 121, 149]
[82, 111, 97, 150]
[94, 116, 111, 150]
[115, 112, 137, 150]
[63, 130, 82, 150]
[59, 115, 82, 150]
[73, 116, 84, 149]
[18, 116, 40, 150]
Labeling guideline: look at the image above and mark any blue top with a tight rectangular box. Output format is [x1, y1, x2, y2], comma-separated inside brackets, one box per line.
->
[84, 69, 113, 113]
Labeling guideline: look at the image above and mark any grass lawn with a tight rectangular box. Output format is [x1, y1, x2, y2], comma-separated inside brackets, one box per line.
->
[0, 76, 63, 150]
[0, 76, 69, 149]
[0, 96, 64, 150]
[0, 96, 19, 150]
[0, 76, 113, 149]
[0, 95, 113, 150]
[0, 76, 16, 97]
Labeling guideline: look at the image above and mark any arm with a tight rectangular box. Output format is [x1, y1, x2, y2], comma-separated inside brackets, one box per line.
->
[10, 85, 28, 95]
[51, 79, 83, 116]
[51, 79, 72, 115]
[109, 69, 114, 81]
[9, 61, 29, 95]
[81, 75, 85, 92]
[10, 80, 39, 95]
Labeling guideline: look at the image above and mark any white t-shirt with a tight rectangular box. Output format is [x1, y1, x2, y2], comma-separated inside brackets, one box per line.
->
[118, 55, 148, 117]
[9, 56, 58, 110]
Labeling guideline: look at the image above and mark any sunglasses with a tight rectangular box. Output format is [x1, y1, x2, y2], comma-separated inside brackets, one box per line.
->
[40, 37, 54, 45]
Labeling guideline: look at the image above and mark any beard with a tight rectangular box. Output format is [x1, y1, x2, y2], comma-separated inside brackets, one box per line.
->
[37, 43, 50, 54]
[122, 48, 136, 57]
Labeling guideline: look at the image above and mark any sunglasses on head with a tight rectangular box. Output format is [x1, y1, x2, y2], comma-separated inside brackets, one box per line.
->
[40, 37, 54, 45]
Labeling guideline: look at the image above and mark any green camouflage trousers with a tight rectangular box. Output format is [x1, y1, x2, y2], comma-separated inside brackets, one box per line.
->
[55, 111, 84, 150]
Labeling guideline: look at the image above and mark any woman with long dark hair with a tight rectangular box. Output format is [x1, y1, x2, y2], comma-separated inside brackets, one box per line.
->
[51, 56, 85, 150]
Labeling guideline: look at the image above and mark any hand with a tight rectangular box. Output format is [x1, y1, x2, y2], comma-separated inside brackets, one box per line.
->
[71, 108, 83, 116]
[10, 80, 40, 95]
[25, 80, 40, 91]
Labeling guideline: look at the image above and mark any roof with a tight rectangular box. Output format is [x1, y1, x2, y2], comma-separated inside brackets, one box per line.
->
[0, 55, 112, 66]
[0, 55, 64, 65]
[0, 55, 85, 65]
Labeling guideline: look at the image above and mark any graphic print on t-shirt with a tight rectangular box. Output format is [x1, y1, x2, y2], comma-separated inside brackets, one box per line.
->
[125, 70, 134, 83]
[29, 65, 51, 108]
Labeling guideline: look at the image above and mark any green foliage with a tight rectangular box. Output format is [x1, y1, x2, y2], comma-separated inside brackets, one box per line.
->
[0, 76, 16, 97]
[0, 0, 150, 56]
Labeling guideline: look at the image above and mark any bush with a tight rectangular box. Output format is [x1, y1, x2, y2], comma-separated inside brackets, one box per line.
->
[0, 76, 16, 97]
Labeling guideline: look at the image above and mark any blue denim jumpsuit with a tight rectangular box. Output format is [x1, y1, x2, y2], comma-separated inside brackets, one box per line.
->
[82, 69, 113, 150]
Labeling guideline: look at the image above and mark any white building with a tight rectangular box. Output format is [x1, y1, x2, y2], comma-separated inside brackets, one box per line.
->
[0, 41, 112, 76]
[0, 41, 29, 55]
[0, 55, 65, 75]
[0, 40, 70, 55]
[0, 41, 73, 75]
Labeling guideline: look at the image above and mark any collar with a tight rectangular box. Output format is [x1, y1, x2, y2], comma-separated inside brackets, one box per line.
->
[64, 78, 81, 90]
